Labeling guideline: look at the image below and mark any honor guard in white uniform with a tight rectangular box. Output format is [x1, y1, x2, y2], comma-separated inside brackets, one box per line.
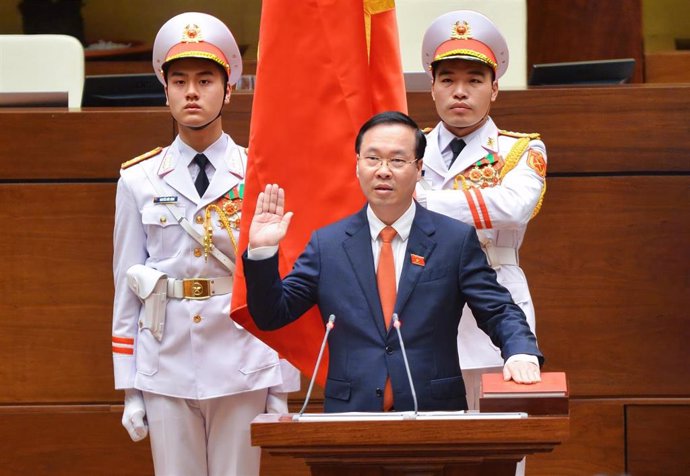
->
[111, 12, 300, 476]
[416, 11, 547, 411]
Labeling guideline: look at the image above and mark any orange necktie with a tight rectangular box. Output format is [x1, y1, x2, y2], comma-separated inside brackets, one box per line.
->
[377, 226, 397, 410]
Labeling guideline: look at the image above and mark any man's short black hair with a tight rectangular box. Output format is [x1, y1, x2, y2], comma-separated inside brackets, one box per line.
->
[355, 111, 426, 159]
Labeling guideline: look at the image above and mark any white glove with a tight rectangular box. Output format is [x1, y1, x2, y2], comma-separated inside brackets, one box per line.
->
[122, 388, 148, 442]
[265, 390, 288, 414]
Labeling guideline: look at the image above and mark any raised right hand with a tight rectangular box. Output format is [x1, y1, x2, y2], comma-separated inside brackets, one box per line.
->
[249, 184, 293, 248]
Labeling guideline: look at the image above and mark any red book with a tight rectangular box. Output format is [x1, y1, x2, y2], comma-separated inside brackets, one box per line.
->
[479, 372, 569, 415]
[481, 371, 568, 398]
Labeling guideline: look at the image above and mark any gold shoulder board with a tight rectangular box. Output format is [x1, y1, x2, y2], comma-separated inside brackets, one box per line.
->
[121, 147, 163, 169]
[498, 129, 541, 140]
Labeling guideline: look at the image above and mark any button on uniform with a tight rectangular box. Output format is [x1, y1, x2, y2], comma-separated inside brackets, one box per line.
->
[193, 314, 202, 324]
[195, 215, 204, 224]
[385, 345, 393, 355]
[375, 388, 383, 397]
[193, 248, 202, 257]
[160, 216, 167, 224]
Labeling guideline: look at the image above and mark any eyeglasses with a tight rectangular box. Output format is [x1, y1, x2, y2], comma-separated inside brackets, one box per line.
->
[357, 155, 420, 170]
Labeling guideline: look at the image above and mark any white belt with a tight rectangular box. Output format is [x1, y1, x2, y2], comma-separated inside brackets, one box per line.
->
[167, 276, 234, 300]
[483, 245, 519, 268]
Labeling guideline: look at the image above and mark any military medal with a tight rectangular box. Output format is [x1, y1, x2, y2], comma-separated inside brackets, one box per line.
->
[457, 153, 504, 190]
[219, 184, 244, 230]
[201, 184, 244, 261]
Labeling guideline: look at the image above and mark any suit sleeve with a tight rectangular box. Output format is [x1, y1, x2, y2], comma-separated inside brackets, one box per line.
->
[456, 228, 544, 363]
[426, 139, 547, 229]
[243, 232, 321, 330]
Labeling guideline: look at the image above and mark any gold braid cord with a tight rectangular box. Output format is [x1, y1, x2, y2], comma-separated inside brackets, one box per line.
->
[453, 174, 469, 191]
[499, 135, 546, 219]
[203, 204, 238, 262]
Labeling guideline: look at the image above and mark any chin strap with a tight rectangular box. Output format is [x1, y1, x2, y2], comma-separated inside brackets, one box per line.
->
[187, 112, 222, 131]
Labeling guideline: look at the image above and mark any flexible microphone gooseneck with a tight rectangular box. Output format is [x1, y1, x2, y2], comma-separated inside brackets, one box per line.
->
[392, 313, 418, 415]
[294, 314, 336, 419]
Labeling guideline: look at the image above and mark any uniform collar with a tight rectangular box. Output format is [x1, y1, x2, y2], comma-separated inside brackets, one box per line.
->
[177, 133, 227, 169]
[441, 118, 499, 174]
[157, 133, 245, 209]
[158, 133, 243, 179]
[438, 117, 499, 158]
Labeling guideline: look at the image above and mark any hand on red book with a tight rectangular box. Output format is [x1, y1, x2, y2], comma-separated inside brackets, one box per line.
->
[503, 361, 541, 384]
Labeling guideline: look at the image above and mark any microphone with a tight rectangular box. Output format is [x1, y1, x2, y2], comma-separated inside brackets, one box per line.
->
[392, 313, 418, 415]
[294, 314, 336, 419]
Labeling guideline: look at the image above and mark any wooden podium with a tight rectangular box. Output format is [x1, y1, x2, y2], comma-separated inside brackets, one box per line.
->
[252, 412, 569, 475]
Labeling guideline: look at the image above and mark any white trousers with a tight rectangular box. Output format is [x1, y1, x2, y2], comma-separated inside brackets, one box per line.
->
[462, 367, 526, 476]
[143, 388, 268, 476]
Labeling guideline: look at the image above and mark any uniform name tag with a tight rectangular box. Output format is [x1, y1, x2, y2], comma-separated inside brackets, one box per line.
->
[154, 196, 178, 203]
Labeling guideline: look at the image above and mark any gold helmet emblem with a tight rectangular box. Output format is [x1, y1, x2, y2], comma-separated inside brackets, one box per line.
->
[182, 23, 203, 43]
[450, 20, 472, 40]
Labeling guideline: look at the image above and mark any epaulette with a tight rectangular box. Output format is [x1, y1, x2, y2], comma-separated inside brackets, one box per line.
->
[121, 147, 163, 170]
[498, 129, 540, 140]
[422, 126, 433, 134]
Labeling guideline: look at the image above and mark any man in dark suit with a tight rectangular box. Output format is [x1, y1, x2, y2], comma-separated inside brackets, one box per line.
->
[243, 111, 543, 412]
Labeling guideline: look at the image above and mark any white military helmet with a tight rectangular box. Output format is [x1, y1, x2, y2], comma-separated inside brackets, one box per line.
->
[152, 12, 242, 86]
[422, 10, 509, 79]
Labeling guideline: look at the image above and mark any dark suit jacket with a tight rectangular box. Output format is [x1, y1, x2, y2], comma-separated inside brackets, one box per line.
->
[244, 204, 543, 412]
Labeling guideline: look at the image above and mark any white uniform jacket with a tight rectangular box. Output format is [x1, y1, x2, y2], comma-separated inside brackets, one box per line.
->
[112, 133, 299, 398]
[418, 119, 547, 369]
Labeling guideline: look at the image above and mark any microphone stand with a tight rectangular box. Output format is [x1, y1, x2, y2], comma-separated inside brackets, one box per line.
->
[392, 313, 418, 416]
[294, 314, 336, 420]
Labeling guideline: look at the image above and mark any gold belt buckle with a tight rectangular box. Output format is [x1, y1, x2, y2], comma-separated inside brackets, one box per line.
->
[183, 278, 212, 300]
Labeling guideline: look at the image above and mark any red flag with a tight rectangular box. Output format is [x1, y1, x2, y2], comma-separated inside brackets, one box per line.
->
[231, 0, 407, 386]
